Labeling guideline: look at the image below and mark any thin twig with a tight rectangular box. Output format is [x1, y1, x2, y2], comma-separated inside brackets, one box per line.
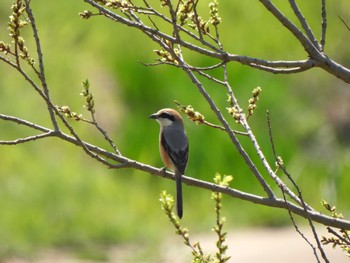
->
[202, 120, 248, 136]
[267, 111, 329, 263]
[3, 38, 113, 168]
[229, 88, 295, 202]
[142, 0, 220, 52]
[338, 15, 350, 32]
[327, 227, 350, 246]
[266, 111, 313, 212]
[178, 57, 276, 198]
[259, 0, 320, 58]
[197, 70, 226, 85]
[192, 0, 204, 40]
[222, 64, 304, 203]
[320, 0, 327, 50]
[281, 190, 321, 263]
[24, 0, 59, 131]
[91, 113, 121, 155]
[0, 132, 55, 145]
[166, 0, 180, 40]
[249, 63, 312, 74]
[0, 114, 50, 132]
[141, 59, 225, 72]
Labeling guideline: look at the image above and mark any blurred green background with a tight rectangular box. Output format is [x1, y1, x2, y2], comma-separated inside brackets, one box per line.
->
[1, 0, 350, 261]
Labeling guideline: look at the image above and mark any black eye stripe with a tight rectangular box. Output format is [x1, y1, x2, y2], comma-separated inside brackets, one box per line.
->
[159, 112, 175, 121]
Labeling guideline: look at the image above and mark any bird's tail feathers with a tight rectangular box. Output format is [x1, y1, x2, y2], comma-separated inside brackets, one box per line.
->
[175, 171, 183, 219]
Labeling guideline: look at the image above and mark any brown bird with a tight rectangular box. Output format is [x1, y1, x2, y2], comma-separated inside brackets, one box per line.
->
[150, 108, 189, 218]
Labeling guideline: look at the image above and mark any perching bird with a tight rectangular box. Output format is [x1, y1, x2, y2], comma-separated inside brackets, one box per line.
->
[150, 108, 189, 219]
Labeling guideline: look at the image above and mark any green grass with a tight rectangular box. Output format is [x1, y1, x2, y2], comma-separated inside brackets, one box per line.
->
[1, 0, 350, 260]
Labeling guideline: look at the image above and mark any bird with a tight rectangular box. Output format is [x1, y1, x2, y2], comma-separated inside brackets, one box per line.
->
[150, 108, 189, 219]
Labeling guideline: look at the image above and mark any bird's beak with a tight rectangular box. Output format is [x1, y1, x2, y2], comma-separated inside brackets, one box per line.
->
[149, 113, 158, 119]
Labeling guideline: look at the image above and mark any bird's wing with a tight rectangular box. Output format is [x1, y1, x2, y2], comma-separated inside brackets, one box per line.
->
[161, 128, 189, 175]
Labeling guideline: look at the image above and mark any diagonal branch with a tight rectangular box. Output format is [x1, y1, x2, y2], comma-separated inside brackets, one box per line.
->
[267, 111, 329, 263]
[288, 0, 320, 49]
[258, 0, 350, 83]
[178, 59, 276, 199]
[24, 0, 59, 131]
[1, 111, 350, 230]
[223, 65, 305, 207]
[338, 15, 350, 32]
[85, 0, 350, 83]
[259, 0, 321, 58]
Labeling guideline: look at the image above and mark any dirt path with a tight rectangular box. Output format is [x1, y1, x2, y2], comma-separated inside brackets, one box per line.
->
[5, 227, 349, 262]
[163, 227, 348, 263]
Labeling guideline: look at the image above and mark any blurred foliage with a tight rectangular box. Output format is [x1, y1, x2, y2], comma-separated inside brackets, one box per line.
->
[1, 0, 350, 260]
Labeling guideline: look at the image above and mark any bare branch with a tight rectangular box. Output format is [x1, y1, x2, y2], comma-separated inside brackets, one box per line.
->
[9, 119, 349, 230]
[1, 0, 350, 249]
[0, 132, 54, 145]
[320, 0, 327, 50]
[338, 15, 350, 32]
[224, 73, 305, 206]
[248, 63, 312, 74]
[83, 0, 350, 83]
[197, 70, 226, 85]
[227, 56, 317, 69]
[258, 0, 350, 83]
[186, 178, 350, 230]
[1, 110, 350, 230]
[267, 111, 329, 263]
[183, 172, 350, 230]
[259, 0, 321, 57]
[202, 120, 248, 136]
[24, 0, 59, 131]
[288, 0, 320, 49]
[0, 114, 51, 133]
[81, 80, 121, 155]
[281, 191, 321, 263]
[327, 227, 350, 246]
[178, 59, 276, 199]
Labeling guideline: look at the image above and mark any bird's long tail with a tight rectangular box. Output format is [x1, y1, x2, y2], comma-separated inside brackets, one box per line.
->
[175, 171, 183, 219]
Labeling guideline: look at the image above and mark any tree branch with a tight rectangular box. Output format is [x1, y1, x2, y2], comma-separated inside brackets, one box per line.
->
[0, 132, 55, 145]
[288, 0, 320, 49]
[258, 0, 350, 83]
[2, 110, 348, 230]
[1, 2, 350, 256]
[267, 111, 329, 263]
[320, 0, 327, 50]
[77, 0, 350, 232]
[24, 0, 59, 131]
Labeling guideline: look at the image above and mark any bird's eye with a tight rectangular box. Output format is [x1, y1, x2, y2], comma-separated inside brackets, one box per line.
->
[159, 112, 175, 122]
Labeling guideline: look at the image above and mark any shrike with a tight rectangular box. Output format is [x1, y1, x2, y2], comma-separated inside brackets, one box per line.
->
[150, 108, 189, 219]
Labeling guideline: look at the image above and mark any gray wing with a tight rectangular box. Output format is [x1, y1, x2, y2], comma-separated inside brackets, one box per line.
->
[161, 127, 189, 175]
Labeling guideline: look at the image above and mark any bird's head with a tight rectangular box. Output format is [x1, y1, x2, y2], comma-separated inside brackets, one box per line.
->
[149, 108, 183, 127]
